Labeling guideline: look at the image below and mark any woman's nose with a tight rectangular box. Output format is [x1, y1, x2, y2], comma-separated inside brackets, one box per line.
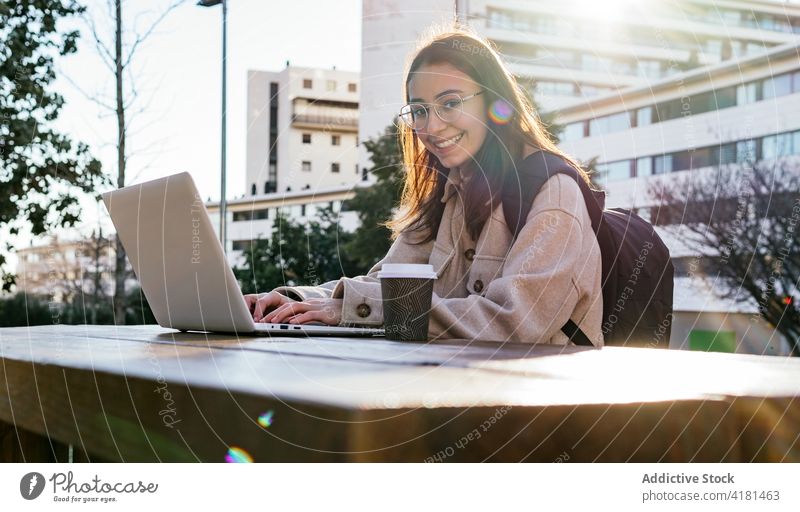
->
[425, 108, 448, 133]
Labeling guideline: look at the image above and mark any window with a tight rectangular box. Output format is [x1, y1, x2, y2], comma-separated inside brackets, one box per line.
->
[331, 162, 340, 173]
[736, 140, 756, 163]
[762, 133, 793, 159]
[793, 131, 800, 155]
[303, 79, 312, 89]
[326, 80, 336, 92]
[719, 143, 737, 165]
[589, 111, 630, 136]
[580, 85, 613, 97]
[597, 160, 632, 182]
[348, 82, 357, 92]
[355, 164, 359, 175]
[636, 60, 662, 79]
[536, 81, 576, 97]
[562, 122, 585, 142]
[736, 82, 759, 105]
[331, 134, 340, 146]
[655, 87, 736, 122]
[302, 133, 311, 144]
[251, 183, 256, 196]
[794, 71, 800, 93]
[636, 107, 652, 127]
[745, 42, 764, 56]
[300, 204, 306, 217]
[264, 181, 270, 194]
[704, 39, 722, 58]
[232, 240, 253, 252]
[763, 73, 792, 100]
[635, 157, 653, 177]
[302, 161, 311, 172]
[654, 154, 673, 174]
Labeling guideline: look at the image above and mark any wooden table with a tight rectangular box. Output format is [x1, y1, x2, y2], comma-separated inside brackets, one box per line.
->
[1, 325, 798, 462]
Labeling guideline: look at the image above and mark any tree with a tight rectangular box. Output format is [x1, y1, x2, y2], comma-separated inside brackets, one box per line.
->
[649, 160, 800, 355]
[0, 293, 53, 327]
[0, 0, 105, 291]
[78, 0, 184, 324]
[234, 207, 360, 294]
[343, 124, 404, 270]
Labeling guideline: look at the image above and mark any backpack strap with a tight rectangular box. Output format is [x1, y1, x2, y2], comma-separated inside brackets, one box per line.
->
[501, 151, 604, 348]
[502, 150, 604, 239]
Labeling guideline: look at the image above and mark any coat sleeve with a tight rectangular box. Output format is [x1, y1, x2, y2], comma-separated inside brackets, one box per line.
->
[273, 231, 433, 326]
[428, 175, 600, 345]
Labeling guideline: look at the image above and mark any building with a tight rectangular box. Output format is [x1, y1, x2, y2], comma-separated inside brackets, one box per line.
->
[246, 65, 363, 196]
[468, 0, 800, 110]
[556, 42, 800, 355]
[206, 183, 368, 265]
[359, 0, 456, 144]
[210, 64, 371, 261]
[360, 0, 800, 139]
[14, 233, 124, 303]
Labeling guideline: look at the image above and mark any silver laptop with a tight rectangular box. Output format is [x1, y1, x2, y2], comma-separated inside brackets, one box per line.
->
[102, 172, 384, 337]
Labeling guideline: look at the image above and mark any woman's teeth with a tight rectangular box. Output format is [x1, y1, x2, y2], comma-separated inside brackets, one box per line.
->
[434, 132, 464, 149]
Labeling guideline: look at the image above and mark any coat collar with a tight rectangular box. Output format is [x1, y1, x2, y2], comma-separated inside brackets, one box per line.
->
[441, 167, 475, 203]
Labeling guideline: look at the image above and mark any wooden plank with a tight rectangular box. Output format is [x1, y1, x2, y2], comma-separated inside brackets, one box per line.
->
[1, 325, 799, 462]
[8, 325, 800, 400]
[0, 357, 743, 462]
[3, 324, 567, 368]
[348, 401, 742, 462]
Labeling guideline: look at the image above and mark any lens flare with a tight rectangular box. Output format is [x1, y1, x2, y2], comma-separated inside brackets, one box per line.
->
[488, 99, 513, 124]
[258, 410, 274, 428]
[225, 446, 253, 463]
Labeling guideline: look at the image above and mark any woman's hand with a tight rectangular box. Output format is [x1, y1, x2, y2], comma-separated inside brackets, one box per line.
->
[263, 298, 343, 326]
[244, 291, 295, 322]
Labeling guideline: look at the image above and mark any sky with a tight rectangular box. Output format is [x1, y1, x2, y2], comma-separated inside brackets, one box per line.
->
[14, 0, 361, 261]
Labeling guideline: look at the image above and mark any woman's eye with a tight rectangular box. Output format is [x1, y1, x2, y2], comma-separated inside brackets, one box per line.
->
[442, 100, 460, 110]
[411, 106, 427, 117]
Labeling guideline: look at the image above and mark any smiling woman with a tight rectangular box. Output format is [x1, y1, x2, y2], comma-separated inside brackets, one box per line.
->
[244, 26, 605, 346]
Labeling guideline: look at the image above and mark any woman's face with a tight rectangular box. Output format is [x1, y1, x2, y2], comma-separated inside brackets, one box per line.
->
[407, 63, 488, 171]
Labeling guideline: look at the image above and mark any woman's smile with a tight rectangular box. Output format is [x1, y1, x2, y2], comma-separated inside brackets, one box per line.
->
[431, 131, 465, 152]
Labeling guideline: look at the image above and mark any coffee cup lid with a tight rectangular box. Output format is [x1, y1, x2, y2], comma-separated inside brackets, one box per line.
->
[376, 263, 437, 279]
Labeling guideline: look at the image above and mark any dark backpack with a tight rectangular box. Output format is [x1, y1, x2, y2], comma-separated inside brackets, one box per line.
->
[502, 151, 674, 348]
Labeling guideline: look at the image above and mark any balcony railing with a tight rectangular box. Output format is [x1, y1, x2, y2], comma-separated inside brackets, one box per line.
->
[291, 113, 358, 130]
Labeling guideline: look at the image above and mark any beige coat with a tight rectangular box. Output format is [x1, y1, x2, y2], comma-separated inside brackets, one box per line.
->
[275, 169, 604, 346]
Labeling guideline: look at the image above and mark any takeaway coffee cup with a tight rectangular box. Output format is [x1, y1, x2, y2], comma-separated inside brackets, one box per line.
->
[377, 263, 437, 342]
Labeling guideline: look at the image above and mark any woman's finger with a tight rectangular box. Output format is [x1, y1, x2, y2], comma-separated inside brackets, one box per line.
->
[253, 293, 282, 320]
[265, 302, 314, 323]
[287, 309, 336, 326]
[263, 302, 299, 322]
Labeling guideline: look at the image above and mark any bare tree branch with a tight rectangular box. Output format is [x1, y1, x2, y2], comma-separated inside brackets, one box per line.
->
[121, 0, 186, 70]
[648, 160, 800, 355]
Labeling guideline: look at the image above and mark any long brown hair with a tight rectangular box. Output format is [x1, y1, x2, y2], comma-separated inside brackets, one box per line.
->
[387, 26, 589, 243]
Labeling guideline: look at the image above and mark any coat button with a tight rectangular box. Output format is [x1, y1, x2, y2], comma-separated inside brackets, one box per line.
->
[473, 280, 484, 293]
[356, 303, 371, 318]
[464, 248, 475, 261]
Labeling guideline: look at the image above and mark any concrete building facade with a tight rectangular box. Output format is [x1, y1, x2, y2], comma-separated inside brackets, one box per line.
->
[246, 66, 363, 196]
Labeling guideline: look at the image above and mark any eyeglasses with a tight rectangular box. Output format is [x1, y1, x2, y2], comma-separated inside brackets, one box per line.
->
[398, 91, 483, 130]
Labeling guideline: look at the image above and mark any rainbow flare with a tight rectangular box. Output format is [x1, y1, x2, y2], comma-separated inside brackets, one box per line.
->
[225, 446, 253, 463]
[488, 99, 513, 124]
[257, 410, 274, 428]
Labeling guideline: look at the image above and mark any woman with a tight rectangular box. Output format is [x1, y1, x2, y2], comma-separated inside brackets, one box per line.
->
[245, 28, 604, 346]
